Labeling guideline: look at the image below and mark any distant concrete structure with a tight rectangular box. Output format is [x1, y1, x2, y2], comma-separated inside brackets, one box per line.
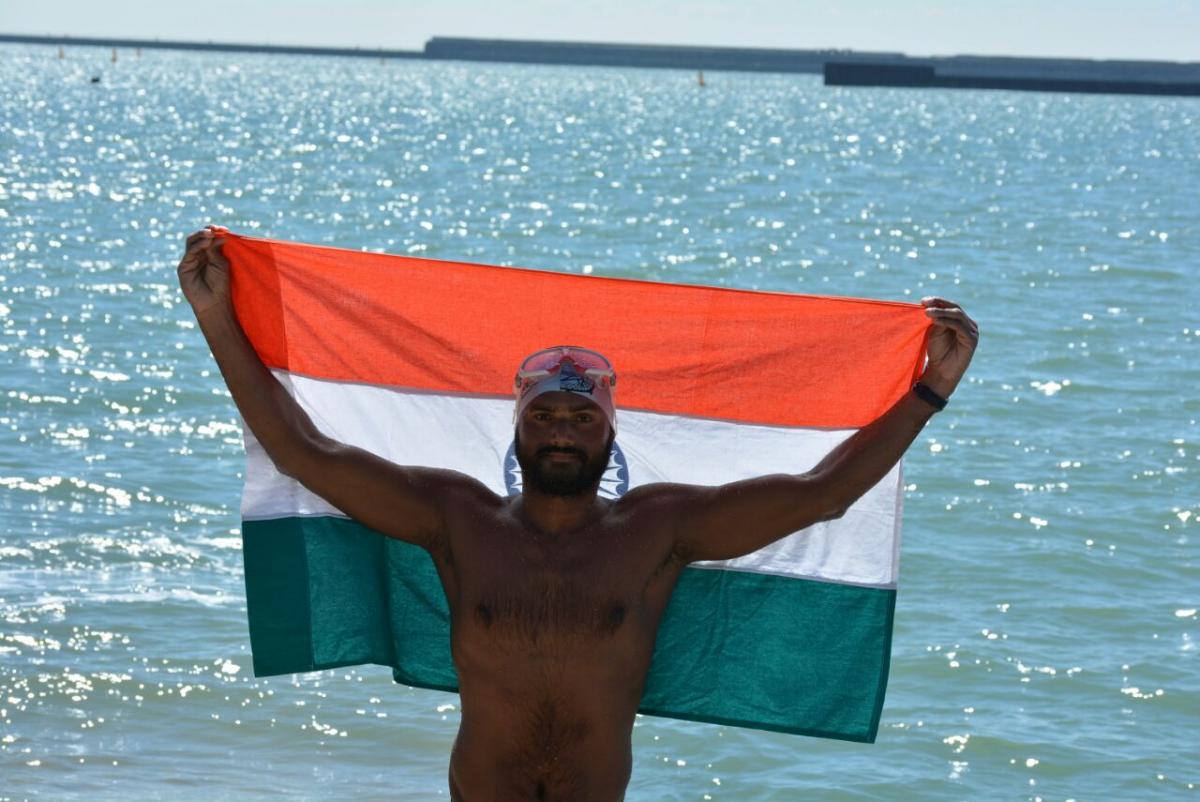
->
[825, 59, 1200, 97]
[421, 38, 1200, 96]
[422, 36, 903, 74]
[3, 32, 1199, 97]
[0, 32, 423, 60]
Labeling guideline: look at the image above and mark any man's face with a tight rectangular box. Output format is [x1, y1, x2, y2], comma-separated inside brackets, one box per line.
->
[515, 391, 614, 497]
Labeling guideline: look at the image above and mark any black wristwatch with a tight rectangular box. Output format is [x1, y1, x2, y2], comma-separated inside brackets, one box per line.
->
[913, 381, 949, 411]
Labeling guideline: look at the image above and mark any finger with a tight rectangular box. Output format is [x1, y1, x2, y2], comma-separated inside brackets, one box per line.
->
[178, 247, 207, 272]
[925, 306, 971, 323]
[179, 234, 216, 275]
[921, 296, 957, 309]
[929, 315, 978, 344]
[184, 231, 218, 257]
[924, 302, 977, 330]
[205, 240, 230, 267]
[927, 308, 979, 333]
[177, 253, 206, 277]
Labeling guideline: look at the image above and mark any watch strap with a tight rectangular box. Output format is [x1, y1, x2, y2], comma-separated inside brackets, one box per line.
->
[913, 381, 949, 411]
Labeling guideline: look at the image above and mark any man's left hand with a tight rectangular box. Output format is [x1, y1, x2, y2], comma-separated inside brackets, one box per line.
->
[919, 297, 978, 398]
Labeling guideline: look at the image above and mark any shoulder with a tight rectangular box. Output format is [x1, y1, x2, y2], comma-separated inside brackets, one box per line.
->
[435, 468, 504, 508]
[618, 481, 712, 505]
[430, 472, 506, 564]
[610, 481, 712, 522]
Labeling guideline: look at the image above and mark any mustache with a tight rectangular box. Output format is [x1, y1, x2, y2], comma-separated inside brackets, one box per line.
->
[536, 446, 587, 460]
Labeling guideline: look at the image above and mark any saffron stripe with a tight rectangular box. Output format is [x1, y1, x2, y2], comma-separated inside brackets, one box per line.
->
[223, 232, 930, 428]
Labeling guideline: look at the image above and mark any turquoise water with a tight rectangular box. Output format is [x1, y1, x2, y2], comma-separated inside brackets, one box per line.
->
[1, 45, 1197, 800]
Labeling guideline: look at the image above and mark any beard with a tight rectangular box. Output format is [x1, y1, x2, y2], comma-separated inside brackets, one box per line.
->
[515, 430, 614, 497]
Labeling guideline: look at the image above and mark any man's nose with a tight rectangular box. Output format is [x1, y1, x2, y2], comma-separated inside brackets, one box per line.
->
[549, 419, 576, 444]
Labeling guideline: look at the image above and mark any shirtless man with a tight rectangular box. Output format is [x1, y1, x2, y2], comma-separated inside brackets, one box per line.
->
[179, 226, 978, 801]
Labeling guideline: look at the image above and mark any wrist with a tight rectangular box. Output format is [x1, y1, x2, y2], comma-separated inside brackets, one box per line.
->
[917, 371, 956, 399]
[194, 300, 239, 334]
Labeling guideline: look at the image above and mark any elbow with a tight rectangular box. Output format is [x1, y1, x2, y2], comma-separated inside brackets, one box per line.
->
[803, 472, 851, 523]
[819, 504, 849, 523]
[269, 450, 303, 480]
[274, 455, 302, 480]
[267, 437, 323, 481]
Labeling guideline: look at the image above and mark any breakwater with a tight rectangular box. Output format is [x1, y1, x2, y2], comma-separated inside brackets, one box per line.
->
[3, 32, 1198, 96]
[825, 60, 1200, 97]
[422, 36, 900, 73]
[0, 32, 424, 60]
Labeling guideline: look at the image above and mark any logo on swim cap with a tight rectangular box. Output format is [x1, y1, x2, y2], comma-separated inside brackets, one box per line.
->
[556, 362, 595, 394]
[503, 439, 629, 499]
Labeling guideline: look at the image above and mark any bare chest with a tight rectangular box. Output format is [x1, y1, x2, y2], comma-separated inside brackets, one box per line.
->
[454, 529, 643, 648]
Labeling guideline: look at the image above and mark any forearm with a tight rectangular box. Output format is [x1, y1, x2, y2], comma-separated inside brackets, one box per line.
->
[196, 304, 323, 474]
[809, 389, 937, 514]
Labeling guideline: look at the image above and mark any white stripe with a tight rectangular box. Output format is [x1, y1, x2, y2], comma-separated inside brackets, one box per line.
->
[242, 371, 901, 588]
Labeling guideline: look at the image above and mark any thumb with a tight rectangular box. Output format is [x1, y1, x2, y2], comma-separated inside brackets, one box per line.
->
[206, 238, 231, 269]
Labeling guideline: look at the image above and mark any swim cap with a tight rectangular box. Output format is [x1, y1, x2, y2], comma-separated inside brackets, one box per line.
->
[514, 346, 617, 433]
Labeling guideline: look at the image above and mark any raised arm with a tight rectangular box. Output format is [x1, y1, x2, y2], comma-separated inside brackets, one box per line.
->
[671, 298, 978, 563]
[178, 226, 474, 550]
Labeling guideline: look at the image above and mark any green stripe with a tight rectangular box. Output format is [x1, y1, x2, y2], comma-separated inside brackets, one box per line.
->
[243, 516, 894, 742]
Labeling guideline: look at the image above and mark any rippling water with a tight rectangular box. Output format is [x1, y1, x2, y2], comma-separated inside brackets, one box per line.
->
[1, 45, 1197, 800]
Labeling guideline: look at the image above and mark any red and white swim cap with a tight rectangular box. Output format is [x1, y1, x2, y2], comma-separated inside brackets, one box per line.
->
[514, 345, 617, 433]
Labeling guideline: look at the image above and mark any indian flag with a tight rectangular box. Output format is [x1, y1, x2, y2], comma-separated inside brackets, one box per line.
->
[224, 232, 930, 743]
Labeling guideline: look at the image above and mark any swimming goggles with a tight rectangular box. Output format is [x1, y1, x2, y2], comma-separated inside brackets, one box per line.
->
[514, 345, 617, 394]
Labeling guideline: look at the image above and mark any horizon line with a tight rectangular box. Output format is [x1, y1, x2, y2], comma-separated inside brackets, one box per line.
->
[3, 32, 1199, 68]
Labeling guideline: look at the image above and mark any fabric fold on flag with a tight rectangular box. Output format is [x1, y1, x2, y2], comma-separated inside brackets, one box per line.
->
[225, 231, 931, 743]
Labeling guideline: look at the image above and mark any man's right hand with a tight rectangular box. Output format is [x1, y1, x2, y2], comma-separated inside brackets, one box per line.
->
[174, 224, 462, 553]
[178, 226, 231, 319]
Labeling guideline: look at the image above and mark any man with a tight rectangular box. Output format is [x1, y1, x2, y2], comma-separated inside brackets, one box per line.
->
[179, 226, 977, 801]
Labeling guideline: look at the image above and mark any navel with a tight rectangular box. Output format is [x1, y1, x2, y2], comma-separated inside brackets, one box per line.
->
[475, 602, 494, 629]
[600, 603, 626, 635]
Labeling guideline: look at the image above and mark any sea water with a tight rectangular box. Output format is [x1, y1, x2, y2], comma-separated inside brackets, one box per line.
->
[1, 46, 1197, 801]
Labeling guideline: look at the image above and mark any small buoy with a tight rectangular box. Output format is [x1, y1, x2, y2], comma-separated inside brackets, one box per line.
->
[697, 70, 706, 88]
[111, 48, 118, 63]
[58, 45, 64, 59]
[90, 76, 101, 84]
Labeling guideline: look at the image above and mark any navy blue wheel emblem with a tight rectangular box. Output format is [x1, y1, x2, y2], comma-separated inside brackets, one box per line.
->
[503, 440, 630, 499]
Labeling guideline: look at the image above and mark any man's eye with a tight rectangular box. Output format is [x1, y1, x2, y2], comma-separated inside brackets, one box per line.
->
[575, 415, 593, 423]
